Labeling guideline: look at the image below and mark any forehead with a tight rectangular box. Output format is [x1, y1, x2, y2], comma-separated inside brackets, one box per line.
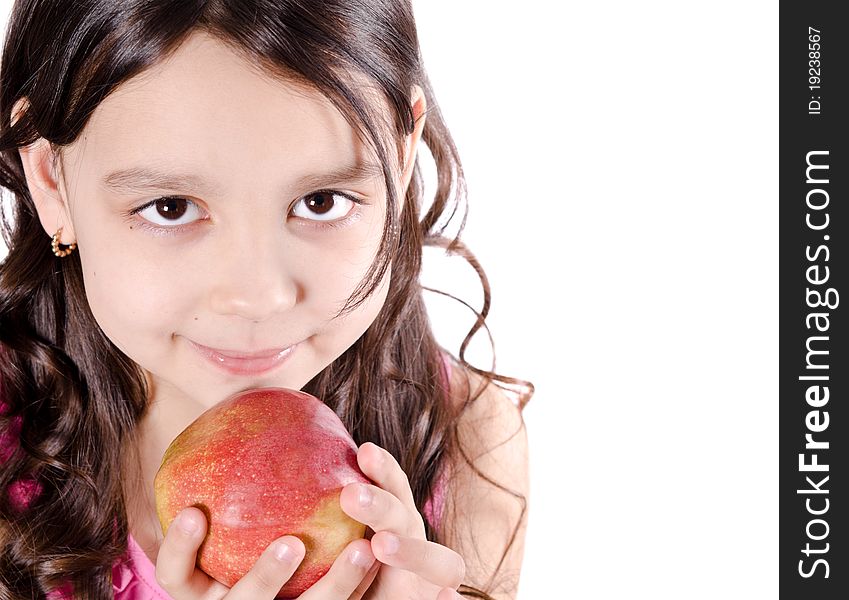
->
[65, 31, 382, 184]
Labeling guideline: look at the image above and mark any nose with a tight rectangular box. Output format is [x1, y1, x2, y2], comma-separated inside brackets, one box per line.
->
[207, 229, 300, 322]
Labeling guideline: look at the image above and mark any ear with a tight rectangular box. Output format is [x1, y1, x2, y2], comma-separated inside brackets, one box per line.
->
[12, 97, 77, 246]
[399, 84, 427, 196]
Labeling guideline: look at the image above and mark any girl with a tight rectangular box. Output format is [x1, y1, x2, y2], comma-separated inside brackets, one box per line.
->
[0, 1, 534, 599]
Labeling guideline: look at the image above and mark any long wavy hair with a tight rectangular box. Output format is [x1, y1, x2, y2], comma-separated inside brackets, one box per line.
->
[0, 1, 534, 598]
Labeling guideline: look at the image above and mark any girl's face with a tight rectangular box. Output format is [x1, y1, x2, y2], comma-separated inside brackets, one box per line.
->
[23, 31, 422, 409]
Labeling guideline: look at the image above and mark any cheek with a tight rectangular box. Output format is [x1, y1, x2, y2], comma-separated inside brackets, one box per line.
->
[306, 257, 392, 365]
[78, 247, 186, 346]
[299, 220, 388, 305]
[317, 260, 391, 333]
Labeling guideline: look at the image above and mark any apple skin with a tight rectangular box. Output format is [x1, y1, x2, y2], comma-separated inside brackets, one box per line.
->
[153, 387, 371, 598]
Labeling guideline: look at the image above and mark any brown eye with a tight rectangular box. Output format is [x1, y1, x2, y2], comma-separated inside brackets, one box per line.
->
[305, 192, 335, 215]
[292, 191, 355, 222]
[133, 196, 202, 228]
[153, 197, 189, 220]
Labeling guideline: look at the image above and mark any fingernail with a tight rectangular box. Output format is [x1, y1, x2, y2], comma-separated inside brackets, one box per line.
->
[350, 549, 373, 568]
[177, 511, 199, 535]
[274, 541, 298, 563]
[382, 533, 399, 555]
[358, 484, 374, 507]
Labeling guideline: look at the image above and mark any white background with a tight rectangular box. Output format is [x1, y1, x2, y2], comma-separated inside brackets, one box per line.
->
[1, 2, 777, 598]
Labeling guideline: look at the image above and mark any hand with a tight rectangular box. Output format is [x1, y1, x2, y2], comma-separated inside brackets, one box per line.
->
[340, 442, 466, 600]
[155, 506, 381, 599]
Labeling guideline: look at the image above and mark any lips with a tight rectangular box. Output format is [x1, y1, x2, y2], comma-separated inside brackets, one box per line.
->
[202, 346, 288, 360]
[188, 339, 298, 376]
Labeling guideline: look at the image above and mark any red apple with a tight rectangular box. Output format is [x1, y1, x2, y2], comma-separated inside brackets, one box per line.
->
[153, 387, 370, 598]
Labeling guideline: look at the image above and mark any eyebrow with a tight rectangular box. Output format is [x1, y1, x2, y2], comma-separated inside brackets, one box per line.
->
[100, 161, 385, 194]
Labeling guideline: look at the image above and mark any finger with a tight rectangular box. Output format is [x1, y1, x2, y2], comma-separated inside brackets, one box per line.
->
[300, 538, 377, 599]
[437, 588, 464, 600]
[340, 481, 423, 538]
[225, 535, 305, 599]
[349, 560, 381, 600]
[356, 442, 416, 510]
[371, 531, 466, 590]
[155, 507, 215, 599]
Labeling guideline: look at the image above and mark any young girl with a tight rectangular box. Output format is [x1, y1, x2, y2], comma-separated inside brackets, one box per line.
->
[0, 1, 533, 599]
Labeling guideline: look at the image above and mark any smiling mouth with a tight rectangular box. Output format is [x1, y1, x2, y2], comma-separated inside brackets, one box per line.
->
[188, 339, 299, 376]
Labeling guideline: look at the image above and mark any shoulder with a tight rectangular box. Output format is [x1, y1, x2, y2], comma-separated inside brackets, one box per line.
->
[441, 360, 530, 598]
[444, 361, 529, 509]
[445, 359, 528, 468]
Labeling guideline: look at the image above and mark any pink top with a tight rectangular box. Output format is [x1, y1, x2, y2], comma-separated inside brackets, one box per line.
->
[1, 352, 453, 599]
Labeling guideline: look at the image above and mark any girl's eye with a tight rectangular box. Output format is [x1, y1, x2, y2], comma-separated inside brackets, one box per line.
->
[131, 196, 202, 229]
[291, 191, 358, 222]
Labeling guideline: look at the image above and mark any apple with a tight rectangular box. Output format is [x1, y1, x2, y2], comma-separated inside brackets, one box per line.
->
[153, 387, 370, 598]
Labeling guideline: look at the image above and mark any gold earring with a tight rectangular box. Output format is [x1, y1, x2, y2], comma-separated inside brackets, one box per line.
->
[51, 227, 77, 257]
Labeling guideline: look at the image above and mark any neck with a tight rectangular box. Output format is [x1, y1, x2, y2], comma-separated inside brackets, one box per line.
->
[126, 382, 206, 565]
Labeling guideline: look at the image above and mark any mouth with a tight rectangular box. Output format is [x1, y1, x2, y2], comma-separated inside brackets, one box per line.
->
[188, 339, 298, 376]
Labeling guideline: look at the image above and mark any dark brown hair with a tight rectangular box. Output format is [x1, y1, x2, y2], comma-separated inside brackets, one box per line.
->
[0, 1, 534, 598]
